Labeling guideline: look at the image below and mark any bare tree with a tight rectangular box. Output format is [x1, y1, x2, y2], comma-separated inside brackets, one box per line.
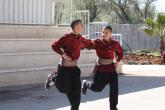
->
[105, 0, 157, 23]
[73, 0, 157, 23]
[143, 0, 157, 18]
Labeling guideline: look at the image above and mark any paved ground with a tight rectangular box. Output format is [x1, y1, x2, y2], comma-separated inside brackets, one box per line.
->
[0, 65, 165, 110]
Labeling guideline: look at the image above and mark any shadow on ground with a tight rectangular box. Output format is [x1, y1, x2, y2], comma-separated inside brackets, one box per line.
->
[0, 74, 165, 110]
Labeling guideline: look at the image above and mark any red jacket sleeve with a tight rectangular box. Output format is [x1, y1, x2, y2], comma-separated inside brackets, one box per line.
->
[81, 37, 95, 49]
[52, 36, 67, 55]
[115, 41, 124, 62]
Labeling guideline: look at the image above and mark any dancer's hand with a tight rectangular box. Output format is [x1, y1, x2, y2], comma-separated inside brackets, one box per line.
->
[114, 61, 119, 69]
[62, 53, 72, 61]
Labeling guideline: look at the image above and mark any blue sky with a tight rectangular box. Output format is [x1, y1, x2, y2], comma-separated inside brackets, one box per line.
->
[155, 0, 165, 12]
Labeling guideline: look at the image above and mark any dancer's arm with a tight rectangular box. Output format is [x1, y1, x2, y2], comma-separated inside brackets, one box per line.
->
[114, 42, 124, 68]
[81, 37, 95, 49]
[52, 36, 72, 61]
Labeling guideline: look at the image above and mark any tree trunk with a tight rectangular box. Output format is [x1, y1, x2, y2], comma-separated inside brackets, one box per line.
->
[160, 36, 164, 54]
[144, 6, 148, 19]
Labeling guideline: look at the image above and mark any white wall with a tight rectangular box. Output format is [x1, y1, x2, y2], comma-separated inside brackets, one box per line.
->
[0, 26, 122, 87]
[0, 0, 53, 25]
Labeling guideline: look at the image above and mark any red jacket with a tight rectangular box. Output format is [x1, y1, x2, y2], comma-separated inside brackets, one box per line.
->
[88, 39, 124, 73]
[52, 33, 124, 73]
[52, 33, 92, 60]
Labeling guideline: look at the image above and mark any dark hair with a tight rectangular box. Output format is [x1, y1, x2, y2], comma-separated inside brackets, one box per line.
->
[104, 25, 112, 31]
[71, 19, 82, 30]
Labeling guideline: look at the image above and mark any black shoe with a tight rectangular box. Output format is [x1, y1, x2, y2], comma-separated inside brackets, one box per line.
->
[45, 72, 56, 91]
[82, 80, 88, 95]
[111, 107, 118, 110]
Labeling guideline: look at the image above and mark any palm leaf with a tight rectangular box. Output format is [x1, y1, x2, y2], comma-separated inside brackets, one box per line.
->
[139, 13, 165, 53]
[143, 28, 155, 36]
[145, 17, 155, 27]
[157, 13, 165, 26]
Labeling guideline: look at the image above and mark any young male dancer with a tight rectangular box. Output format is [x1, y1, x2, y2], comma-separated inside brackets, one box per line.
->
[82, 25, 124, 110]
[45, 19, 92, 110]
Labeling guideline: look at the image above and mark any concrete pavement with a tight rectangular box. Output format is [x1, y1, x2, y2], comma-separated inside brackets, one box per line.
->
[57, 86, 165, 110]
[0, 65, 165, 110]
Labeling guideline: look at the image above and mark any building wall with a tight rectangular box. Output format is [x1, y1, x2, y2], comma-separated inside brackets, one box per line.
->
[0, 0, 53, 25]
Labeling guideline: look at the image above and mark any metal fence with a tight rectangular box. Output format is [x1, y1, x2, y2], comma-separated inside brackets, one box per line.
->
[54, 0, 72, 25]
[89, 23, 161, 50]
[73, 10, 90, 37]
[0, 0, 52, 25]
[0, 0, 161, 50]
[89, 22, 108, 39]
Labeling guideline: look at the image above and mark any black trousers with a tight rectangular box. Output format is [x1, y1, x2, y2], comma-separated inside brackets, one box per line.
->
[90, 71, 118, 109]
[55, 66, 81, 110]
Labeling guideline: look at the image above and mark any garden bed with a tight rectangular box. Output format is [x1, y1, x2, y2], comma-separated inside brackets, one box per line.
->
[123, 50, 163, 65]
